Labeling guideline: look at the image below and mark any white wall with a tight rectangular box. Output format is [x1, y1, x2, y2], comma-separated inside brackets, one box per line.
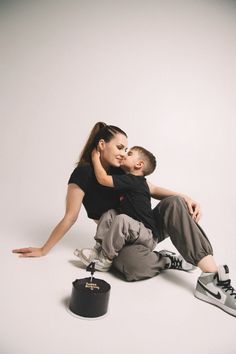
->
[1, 0, 236, 261]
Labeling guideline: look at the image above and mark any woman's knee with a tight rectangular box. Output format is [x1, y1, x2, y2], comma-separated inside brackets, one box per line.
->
[157, 195, 186, 213]
[164, 195, 185, 206]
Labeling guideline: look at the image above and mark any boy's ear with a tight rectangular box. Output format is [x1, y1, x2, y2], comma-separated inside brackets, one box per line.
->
[97, 139, 105, 151]
[136, 160, 144, 169]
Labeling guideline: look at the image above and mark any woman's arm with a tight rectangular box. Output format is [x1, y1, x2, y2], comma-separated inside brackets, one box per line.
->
[147, 181, 202, 222]
[12, 184, 85, 257]
[147, 181, 188, 200]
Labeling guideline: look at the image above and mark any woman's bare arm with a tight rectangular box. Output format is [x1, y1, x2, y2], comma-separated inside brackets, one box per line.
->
[12, 184, 84, 257]
[147, 181, 185, 200]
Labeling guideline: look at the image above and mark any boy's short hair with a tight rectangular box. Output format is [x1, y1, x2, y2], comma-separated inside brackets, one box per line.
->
[131, 146, 157, 176]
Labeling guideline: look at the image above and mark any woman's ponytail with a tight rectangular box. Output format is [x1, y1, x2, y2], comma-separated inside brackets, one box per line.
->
[78, 122, 107, 166]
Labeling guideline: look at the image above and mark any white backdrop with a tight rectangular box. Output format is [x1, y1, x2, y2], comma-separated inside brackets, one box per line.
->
[1, 1, 236, 353]
[1, 0, 236, 260]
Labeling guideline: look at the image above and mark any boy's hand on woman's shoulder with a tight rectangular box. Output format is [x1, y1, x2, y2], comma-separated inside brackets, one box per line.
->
[91, 148, 100, 161]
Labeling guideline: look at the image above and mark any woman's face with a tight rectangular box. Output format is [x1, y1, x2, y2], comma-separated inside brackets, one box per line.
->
[99, 133, 128, 169]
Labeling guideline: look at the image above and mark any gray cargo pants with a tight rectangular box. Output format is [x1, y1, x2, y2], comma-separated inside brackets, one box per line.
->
[94, 209, 157, 259]
[112, 196, 214, 281]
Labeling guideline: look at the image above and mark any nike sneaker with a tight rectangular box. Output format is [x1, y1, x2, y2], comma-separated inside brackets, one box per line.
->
[79, 248, 112, 272]
[158, 249, 196, 271]
[195, 265, 236, 317]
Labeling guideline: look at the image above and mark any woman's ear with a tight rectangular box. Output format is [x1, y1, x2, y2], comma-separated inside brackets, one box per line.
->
[97, 139, 105, 151]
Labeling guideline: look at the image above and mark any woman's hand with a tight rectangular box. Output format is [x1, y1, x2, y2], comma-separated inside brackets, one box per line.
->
[182, 195, 202, 222]
[12, 247, 46, 257]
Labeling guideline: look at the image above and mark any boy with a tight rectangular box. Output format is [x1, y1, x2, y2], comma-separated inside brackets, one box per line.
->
[76, 146, 194, 272]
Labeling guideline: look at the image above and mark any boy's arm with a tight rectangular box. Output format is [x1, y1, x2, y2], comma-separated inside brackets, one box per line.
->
[91, 149, 114, 187]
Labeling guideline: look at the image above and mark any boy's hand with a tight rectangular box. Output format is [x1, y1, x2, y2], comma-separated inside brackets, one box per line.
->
[91, 148, 100, 162]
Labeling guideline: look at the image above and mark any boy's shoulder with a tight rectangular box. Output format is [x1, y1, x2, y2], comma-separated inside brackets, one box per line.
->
[113, 173, 146, 185]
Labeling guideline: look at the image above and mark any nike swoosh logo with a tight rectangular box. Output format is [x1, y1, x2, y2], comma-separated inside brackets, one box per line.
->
[197, 280, 222, 300]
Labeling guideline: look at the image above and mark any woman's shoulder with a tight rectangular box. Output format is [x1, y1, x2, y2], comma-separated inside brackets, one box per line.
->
[73, 163, 93, 173]
[68, 163, 93, 186]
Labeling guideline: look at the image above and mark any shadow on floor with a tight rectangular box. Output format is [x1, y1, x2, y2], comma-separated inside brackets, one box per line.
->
[68, 259, 87, 269]
[160, 270, 195, 294]
[62, 296, 70, 309]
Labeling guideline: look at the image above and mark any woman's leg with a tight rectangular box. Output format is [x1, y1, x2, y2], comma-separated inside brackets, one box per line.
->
[113, 195, 215, 281]
[113, 196, 236, 317]
[197, 255, 218, 273]
[153, 195, 215, 268]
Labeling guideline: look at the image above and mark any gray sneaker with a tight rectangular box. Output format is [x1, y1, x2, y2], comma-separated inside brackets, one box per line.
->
[158, 250, 196, 272]
[195, 265, 236, 317]
[79, 248, 112, 272]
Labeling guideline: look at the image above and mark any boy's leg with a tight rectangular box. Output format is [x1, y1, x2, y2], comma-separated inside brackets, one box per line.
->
[113, 196, 213, 281]
[75, 209, 117, 266]
[79, 213, 156, 272]
[112, 244, 167, 281]
[101, 214, 157, 259]
[94, 209, 118, 244]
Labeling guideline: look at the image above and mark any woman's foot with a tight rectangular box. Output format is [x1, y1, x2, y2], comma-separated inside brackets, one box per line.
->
[194, 265, 236, 317]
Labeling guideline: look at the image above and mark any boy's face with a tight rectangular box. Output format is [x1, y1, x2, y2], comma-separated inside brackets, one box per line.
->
[120, 149, 142, 172]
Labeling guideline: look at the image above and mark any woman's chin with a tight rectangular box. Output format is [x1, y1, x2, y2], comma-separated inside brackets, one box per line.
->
[113, 160, 122, 167]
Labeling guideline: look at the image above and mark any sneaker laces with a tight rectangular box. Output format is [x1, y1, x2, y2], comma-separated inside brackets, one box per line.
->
[167, 255, 183, 269]
[215, 277, 236, 299]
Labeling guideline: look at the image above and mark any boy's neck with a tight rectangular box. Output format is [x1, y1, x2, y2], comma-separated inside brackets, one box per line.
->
[130, 171, 144, 176]
[125, 168, 144, 177]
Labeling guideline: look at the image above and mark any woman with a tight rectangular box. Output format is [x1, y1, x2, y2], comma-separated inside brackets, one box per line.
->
[12, 122, 236, 316]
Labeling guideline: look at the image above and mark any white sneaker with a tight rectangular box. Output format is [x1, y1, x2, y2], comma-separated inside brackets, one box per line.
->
[79, 248, 112, 272]
[93, 250, 113, 272]
[74, 242, 101, 259]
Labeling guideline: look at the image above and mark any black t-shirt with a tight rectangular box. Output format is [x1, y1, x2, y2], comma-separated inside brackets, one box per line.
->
[68, 164, 124, 220]
[112, 174, 158, 239]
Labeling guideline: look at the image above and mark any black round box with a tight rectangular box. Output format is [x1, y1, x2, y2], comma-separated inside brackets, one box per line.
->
[69, 277, 111, 318]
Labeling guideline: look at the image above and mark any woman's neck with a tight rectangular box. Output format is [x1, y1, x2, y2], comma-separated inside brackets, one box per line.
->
[99, 156, 110, 171]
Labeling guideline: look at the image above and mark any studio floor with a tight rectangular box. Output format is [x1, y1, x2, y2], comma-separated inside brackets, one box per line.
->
[2, 228, 235, 354]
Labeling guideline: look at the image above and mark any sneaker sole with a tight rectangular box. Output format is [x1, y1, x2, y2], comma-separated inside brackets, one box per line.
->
[194, 289, 236, 317]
